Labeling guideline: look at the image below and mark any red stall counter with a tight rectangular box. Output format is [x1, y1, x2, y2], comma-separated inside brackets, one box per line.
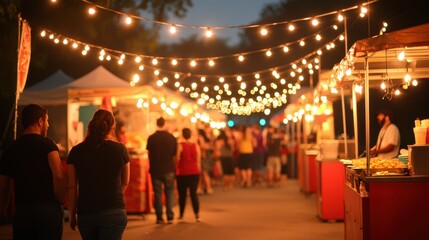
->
[124, 153, 153, 213]
[344, 166, 429, 240]
[316, 159, 344, 221]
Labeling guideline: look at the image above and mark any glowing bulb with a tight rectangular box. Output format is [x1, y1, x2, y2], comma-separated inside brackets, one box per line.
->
[283, 46, 289, 52]
[88, 7, 96, 15]
[117, 59, 123, 65]
[311, 19, 319, 26]
[205, 28, 213, 38]
[190, 60, 197, 67]
[125, 17, 132, 25]
[99, 49, 105, 56]
[237, 76, 242, 81]
[106, 55, 111, 61]
[120, 53, 125, 59]
[380, 82, 386, 90]
[157, 80, 163, 87]
[135, 56, 141, 63]
[49, 34, 54, 39]
[171, 59, 177, 65]
[266, 50, 272, 57]
[154, 70, 160, 75]
[40, 30, 46, 37]
[337, 14, 344, 22]
[152, 58, 158, 65]
[238, 55, 244, 62]
[138, 65, 144, 71]
[200, 77, 206, 82]
[397, 51, 405, 61]
[62, 39, 68, 45]
[395, 89, 400, 95]
[260, 27, 268, 36]
[255, 73, 260, 79]
[72, 43, 78, 48]
[412, 79, 418, 86]
[133, 74, 140, 83]
[169, 25, 177, 34]
[208, 59, 215, 67]
[299, 40, 305, 46]
[219, 77, 225, 83]
[315, 34, 322, 41]
[288, 24, 295, 31]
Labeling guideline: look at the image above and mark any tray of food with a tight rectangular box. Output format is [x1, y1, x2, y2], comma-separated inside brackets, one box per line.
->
[347, 157, 408, 176]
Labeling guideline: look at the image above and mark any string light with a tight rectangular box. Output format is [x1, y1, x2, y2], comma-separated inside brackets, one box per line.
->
[39, 27, 343, 115]
[80, 0, 377, 36]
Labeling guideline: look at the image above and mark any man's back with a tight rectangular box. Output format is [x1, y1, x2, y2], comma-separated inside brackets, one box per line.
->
[147, 130, 177, 177]
[0, 134, 59, 206]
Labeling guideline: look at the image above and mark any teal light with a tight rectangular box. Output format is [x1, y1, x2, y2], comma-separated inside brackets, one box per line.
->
[259, 118, 266, 126]
[227, 120, 234, 127]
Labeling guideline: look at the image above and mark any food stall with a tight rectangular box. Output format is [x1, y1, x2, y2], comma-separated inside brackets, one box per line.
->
[329, 23, 429, 239]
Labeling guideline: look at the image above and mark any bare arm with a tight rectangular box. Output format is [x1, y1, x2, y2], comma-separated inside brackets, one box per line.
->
[0, 175, 11, 218]
[67, 164, 78, 231]
[121, 162, 130, 192]
[48, 151, 66, 204]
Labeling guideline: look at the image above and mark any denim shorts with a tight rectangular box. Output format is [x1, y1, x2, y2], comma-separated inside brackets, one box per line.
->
[78, 209, 127, 240]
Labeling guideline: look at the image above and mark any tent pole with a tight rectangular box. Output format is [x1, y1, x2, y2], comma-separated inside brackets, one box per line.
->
[364, 57, 371, 174]
[352, 84, 359, 159]
[14, 15, 22, 140]
[340, 87, 348, 158]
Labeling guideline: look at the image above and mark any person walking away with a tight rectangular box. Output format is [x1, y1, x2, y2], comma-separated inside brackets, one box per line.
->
[215, 129, 236, 190]
[237, 126, 256, 188]
[146, 117, 177, 224]
[280, 130, 289, 181]
[176, 128, 202, 222]
[252, 125, 265, 186]
[197, 128, 214, 194]
[266, 127, 282, 187]
[0, 103, 66, 240]
[369, 108, 400, 159]
[67, 109, 130, 239]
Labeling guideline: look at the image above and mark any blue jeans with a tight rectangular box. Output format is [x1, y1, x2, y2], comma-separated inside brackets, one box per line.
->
[151, 172, 175, 221]
[78, 209, 127, 240]
[13, 201, 63, 240]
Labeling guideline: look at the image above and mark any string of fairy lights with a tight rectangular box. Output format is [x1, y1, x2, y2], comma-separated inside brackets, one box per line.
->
[44, 0, 377, 115]
[39, 26, 345, 115]
[76, 0, 376, 37]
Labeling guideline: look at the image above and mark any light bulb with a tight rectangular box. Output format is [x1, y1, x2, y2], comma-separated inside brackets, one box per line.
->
[205, 28, 213, 38]
[190, 60, 197, 67]
[152, 58, 158, 65]
[88, 7, 96, 15]
[125, 17, 132, 25]
[171, 59, 177, 65]
[169, 25, 177, 34]
[288, 24, 295, 31]
[311, 19, 319, 26]
[260, 27, 268, 36]
[208, 60, 215, 66]
[238, 55, 244, 62]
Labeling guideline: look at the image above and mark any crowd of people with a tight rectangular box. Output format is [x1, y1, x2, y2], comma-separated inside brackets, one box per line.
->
[0, 103, 294, 239]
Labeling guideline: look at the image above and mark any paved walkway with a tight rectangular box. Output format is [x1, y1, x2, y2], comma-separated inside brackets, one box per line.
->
[0, 179, 344, 240]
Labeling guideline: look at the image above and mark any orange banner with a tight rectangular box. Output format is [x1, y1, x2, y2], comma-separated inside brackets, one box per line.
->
[17, 20, 31, 94]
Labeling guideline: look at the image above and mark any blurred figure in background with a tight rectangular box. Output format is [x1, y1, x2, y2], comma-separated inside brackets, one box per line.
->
[215, 129, 236, 190]
[115, 120, 127, 145]
[176, 128, 201, 222]
[266, 127, 282, 187]
[146, 117, 177, 224]
[197, 128, 214, 194]
[237, 126, 256, 188]
[252, 125, 265, 186]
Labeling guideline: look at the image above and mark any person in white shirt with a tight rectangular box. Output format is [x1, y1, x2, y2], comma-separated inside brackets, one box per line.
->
[370, 108, 400, 159]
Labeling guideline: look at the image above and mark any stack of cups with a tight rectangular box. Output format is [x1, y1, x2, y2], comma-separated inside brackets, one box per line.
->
[421, 119, 429, 144]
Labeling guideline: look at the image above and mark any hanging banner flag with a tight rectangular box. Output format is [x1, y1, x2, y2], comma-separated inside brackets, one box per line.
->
[17, 19, 31, 94]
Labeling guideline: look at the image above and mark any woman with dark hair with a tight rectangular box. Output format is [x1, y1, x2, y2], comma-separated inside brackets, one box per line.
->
[67, 109, 130, 240]
[176, 128, 201, 221]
